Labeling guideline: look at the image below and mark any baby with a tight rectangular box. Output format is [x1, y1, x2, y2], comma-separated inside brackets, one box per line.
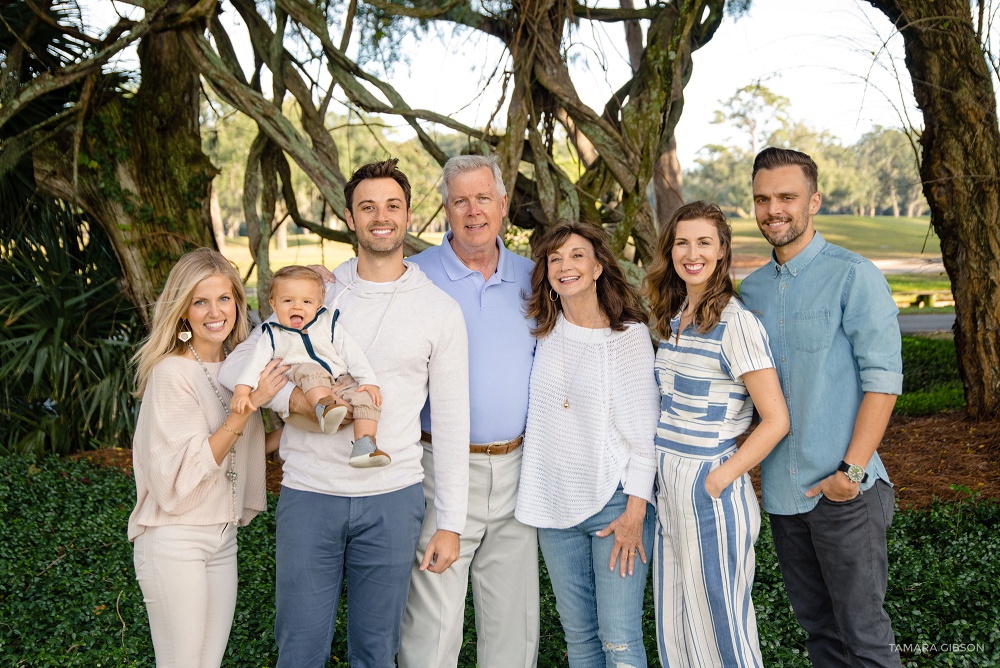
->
[230, 265, 389, 467]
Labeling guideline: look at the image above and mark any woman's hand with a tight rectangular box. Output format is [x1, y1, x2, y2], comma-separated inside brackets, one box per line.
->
[248, 359, 290, 409]
[595, 495, 648, 577]
[704, 467, 730, 499]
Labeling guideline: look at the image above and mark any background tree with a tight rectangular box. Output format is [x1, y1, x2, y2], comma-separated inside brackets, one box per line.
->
[186, 0, 736, 273]
[1, 1, 218, 318]
[712, 80, 792, 157]
[855, 126, 923, 216]
[4, 0, 743, 315]
[864, 0, 1000, 418]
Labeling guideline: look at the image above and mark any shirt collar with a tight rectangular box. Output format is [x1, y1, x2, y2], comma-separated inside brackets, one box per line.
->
[770, 230, 826, 278]
[440, 231, 514, 283]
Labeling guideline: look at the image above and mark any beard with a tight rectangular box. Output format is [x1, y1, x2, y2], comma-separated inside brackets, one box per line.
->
[357, 227, 405, 256]
[760, 215, 808, 248]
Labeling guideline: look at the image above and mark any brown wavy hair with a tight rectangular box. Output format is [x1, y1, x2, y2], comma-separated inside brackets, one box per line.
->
[344, 158, 412, 211]
[526, 220, 646, 338]
[642, 201, 735, 339]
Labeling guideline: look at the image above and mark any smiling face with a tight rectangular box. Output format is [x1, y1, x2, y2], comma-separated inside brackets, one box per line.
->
[184, 273, 237, 357]
[345, 177, 411, 257]
[752, 164, 822, 264]
[444, 166, 508, 259]
[270, 277, 323, 330]
[546, 233, 603, 301]
[671, 218, 726, 298]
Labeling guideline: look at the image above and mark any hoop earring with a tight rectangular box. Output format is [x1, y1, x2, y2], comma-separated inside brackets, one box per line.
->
[548, 288, 558, 302]
[177, 320, 192, 343]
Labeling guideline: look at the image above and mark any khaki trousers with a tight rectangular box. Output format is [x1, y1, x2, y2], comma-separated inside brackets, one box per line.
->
[399, 443, 540, 668]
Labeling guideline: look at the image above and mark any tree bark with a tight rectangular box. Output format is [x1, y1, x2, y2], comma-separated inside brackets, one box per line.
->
[867, 0, 1000, 418]
[34, 19, 216, 318]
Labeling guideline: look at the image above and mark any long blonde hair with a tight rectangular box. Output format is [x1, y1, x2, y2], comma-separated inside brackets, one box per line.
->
[131, 248, 250, 397]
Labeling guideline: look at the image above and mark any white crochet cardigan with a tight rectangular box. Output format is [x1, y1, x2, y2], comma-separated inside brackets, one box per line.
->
[516, 316, 659, 529]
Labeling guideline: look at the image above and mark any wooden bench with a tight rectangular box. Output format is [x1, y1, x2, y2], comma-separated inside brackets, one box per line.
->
[892, 291, 954, 308]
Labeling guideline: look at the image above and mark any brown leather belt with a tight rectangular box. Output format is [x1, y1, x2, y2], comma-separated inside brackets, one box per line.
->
[420, 430, 524, 456]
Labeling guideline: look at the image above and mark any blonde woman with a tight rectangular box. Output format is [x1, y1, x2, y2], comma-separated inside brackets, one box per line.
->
[128, 248, 288, 668]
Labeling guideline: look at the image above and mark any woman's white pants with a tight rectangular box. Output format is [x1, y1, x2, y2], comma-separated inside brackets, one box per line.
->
[133, 523, 238, 668]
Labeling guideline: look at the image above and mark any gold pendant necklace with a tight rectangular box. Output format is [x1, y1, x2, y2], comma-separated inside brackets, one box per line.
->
[560, 323, 598, 410]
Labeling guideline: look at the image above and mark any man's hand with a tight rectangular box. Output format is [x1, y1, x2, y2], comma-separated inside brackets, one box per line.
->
[806, 472, 860, 502]
[288, 387, 318, 423]
[309, 264, 335, 283]
[357, 384, 382, 407]
[419, 530, 460, 574]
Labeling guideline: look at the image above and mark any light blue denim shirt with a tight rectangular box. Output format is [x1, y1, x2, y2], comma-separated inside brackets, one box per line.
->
[410, 233, 536, 443]
[740, 232, 903, 515]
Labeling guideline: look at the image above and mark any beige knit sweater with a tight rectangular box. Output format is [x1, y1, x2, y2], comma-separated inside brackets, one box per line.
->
[127, 356, 267, 541]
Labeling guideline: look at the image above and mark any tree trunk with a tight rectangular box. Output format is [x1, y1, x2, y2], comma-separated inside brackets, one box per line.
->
[211, 188, 227, 250]
[867, 0, 1000, 418]
[653, 136, 685, 228]
[34, 21, 216, 318]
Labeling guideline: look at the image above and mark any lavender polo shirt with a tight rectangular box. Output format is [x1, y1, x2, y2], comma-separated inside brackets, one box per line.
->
[410, 233, 536, 444]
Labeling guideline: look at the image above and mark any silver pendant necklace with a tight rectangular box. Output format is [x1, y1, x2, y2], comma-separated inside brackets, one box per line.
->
[187, 342, 240, 524]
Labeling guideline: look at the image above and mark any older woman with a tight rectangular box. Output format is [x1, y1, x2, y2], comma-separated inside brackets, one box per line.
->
[128, 248, 288, 668]
[643, 201, 789, 667]
[516, 221, 659, 667]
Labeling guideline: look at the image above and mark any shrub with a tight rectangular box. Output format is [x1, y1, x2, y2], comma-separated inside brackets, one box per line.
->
[4, 456, 999, 667]
[894, 382, 966, 417]
[0, 205, 140, 456]
[901, 336, 961, 393]
[897, 336, 965, 416]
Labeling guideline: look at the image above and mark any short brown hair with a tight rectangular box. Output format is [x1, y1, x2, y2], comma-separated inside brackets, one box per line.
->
[643, 201, 735, 339]
[344, 158, 412, 212]
[270, 265, 325, 298]
[525, 221, 646, 338]
[752, 147, 818, 193]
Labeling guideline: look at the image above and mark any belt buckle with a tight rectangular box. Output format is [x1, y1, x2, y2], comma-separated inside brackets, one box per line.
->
[485, 443, 493, 456]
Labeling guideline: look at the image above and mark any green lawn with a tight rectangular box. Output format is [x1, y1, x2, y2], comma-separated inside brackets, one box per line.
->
[231, 218, 952, 309]
[731, 215, 940, 260]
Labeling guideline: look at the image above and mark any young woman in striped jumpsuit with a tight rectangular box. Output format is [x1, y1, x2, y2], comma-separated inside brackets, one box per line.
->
[643, 201, 789, 667]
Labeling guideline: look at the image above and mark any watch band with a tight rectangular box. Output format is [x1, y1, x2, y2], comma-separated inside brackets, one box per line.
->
[837, 461, 869, 484]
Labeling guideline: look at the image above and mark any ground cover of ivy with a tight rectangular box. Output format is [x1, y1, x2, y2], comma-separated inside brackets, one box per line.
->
[3, 457, 998, 667]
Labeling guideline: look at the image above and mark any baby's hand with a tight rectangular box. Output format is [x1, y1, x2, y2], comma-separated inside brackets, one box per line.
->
[358, 384, 382, 407]
[231, 386, 253, 414]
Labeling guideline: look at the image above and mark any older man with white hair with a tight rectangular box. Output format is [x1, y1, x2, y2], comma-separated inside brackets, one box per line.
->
[399, 154, 540, 668]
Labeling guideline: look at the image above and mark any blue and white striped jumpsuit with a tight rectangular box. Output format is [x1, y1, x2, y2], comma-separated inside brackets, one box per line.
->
[653, 299, 774, 667]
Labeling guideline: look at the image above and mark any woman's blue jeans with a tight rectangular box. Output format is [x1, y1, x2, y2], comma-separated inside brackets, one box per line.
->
[538, 488, 655, 668]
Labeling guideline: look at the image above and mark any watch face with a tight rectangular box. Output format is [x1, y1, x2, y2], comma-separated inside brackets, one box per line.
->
[847, 465, 865, 483]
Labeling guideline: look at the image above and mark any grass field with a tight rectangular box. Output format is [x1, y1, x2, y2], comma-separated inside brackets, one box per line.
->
[226, 216, 949, 302]
[730, 215, 940, 260]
